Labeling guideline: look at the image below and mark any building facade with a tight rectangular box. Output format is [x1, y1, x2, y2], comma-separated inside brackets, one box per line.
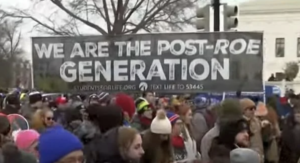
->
[239, 0, 300, 81]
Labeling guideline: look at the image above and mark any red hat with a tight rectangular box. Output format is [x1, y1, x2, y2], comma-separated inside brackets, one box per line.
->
[115, 93, 135, 119]
[56, 96, 67, 105]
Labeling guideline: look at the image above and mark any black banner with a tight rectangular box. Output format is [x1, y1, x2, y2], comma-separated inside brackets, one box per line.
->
[32, 32, 263, 93]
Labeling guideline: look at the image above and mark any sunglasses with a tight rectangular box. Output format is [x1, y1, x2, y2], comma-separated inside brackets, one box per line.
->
[47, 117, 54, 121]
[246, 106, 256, 111]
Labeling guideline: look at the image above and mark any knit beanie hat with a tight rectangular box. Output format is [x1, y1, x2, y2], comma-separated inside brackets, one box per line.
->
[38, 125, 83, 163]
[135, 97, 151, 114]
[230, 148, 260, 163]
[150, 110, 172, 134]
[15, 130, 40, 150]
[218, 99, 243, 123]
[166, 111, 180, 125]
[115, 93, 135, 119]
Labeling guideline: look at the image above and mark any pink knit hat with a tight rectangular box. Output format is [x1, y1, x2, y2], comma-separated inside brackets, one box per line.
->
[15, 129, 40, 150]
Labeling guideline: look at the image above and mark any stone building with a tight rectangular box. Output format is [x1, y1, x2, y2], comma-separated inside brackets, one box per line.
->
[239, 0, 300, 80]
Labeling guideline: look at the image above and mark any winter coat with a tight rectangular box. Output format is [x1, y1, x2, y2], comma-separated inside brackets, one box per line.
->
[280, 114, 300, 163]
[201, 124, 220, 163]
[191, 110, 209, 148]
[208, 139, 234, 163]
[248, 117, 264, 157]
[84, 127, 130, 163]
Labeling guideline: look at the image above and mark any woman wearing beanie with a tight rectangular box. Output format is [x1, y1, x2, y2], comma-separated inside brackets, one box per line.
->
[240, 98, 263, 157]
[141, 110, 173, 163]
[174, 104, 200, 163]
[38, 125, 83, 163]
[85, 126, 144, 163]
[209, 118, 250, 163]
[15, 130, 40, 158]
[167, 111, 187, 162]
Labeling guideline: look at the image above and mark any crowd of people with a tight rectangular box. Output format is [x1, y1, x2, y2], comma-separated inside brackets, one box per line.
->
[0, 90, 299, 163]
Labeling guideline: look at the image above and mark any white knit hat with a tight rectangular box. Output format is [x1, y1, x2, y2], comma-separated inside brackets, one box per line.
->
[150, 110, 172, 134]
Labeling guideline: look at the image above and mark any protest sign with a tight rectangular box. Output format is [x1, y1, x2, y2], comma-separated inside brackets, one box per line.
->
[32, 32, 263, 93]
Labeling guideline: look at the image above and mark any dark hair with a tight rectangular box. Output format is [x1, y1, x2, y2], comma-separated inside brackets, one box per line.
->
[0, 116, 10, 136]
[86, 104, 123, 133]
[142, 91, 153, 98]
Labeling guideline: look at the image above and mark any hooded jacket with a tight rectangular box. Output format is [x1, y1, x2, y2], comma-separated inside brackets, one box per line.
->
[84, 127, 129, 163]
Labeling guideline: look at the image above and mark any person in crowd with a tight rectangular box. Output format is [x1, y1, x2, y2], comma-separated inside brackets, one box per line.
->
[85, 103, 123, 134]
[2, 142, 37, 163]
[29, 91, 43, 109]
[20, 91, 43, 121]
[141, 110, 173, 163]
[192, 95, 217, 150]
[31, 108, 55, 133]
[2, 93, 21, 115]
[88, 94, 97, 104]
[131, 98, 153, 132]
[63, 103, 83, 132]
[84, 104, 125, 162]
[240, 98, 264, 157]
[15, 130, 40, 158]
[142, 91, 155, 108]
[174, 103, 200, 162]
[114, 93, 136, 126]
[0, 114, 12, 146]
[38, 125, 84, 163]
[201, 99, 243, 163]
[209, 117, 250, 163]
[255, 102, 280, 163]
[230, 148, 261, 163]
[167, 111, 187, 162]
[88, 91, 111, 106]
[63, 103, 95, 144]
[86, 126, 144, 163]
[279, 104, 300, 163]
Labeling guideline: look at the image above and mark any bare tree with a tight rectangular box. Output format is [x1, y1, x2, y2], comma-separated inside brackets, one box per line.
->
[0, 15, 24, 87]
[1, 0, 198, 36]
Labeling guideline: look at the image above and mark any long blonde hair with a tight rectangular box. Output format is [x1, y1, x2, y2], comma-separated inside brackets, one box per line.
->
[31, 107, 52, 131]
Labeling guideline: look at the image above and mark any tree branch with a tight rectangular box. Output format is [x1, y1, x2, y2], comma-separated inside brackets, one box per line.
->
[101, 0, 112, 33]
[50, 0, 108, 35]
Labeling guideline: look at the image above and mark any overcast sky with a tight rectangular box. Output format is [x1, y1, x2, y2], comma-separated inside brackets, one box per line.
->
[0, 0, 250, 61]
